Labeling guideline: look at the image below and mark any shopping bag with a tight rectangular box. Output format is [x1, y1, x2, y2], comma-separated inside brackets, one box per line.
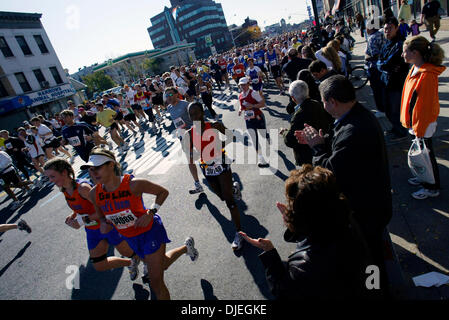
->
[407, 138, 435, 184]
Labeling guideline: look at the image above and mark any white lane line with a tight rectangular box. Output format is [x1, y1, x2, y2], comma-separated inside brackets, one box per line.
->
[39, 192, 62, 207]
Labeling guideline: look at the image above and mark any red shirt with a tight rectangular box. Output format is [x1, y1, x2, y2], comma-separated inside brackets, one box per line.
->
[232, 64, 246, 79]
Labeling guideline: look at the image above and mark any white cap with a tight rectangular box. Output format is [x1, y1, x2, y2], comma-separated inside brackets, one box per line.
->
[80, 154, 113, 170]
[239, 77, 250, 85]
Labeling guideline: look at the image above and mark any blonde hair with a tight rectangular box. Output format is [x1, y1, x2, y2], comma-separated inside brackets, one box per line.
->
[327, 40, 341, 53]
[322, 46, 342, 72]
[404, 35, 445, 66]
[89, 147, 122, 176]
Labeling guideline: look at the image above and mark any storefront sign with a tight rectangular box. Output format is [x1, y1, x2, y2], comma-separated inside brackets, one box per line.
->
[26, 83, 76, 107]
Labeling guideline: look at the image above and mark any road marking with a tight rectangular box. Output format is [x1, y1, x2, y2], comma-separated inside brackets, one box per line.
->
[39, 192, 62, 207]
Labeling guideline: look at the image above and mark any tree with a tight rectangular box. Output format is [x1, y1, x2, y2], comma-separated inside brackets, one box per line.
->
[82, 71, 116, 96]
[147, 57, 165, 76]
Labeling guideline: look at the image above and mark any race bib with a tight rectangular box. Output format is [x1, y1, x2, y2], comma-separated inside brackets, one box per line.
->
[78, 214, 99, 227]
[270, 60, 277, 66]
[205, 164, 224, 176]
[200, 86, 207, 93]
[257, 58, 263, 64]
[121, 108, 130, 116]
[67, 136, 81, 147]
[5, 142, 12, 149]
[244, 110, 255, 121]
[235, 69, 242, 74]
[106, 209, 137, 230]
[174, 117, 186, 129]
[252, 78, 259, 84]
[139, 100, 147, 107]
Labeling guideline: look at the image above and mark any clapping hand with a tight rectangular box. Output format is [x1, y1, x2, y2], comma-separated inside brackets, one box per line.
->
[296, 123, 324, 147]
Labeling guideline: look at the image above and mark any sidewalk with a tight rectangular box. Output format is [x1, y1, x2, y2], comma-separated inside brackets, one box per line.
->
[351, 30, 449, 299]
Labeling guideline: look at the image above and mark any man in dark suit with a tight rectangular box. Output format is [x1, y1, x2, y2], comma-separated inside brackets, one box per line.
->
[281, 80, 333, 166]
[295, 75, 392, 296]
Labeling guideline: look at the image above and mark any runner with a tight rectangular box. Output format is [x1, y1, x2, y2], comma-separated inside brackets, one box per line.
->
[265, 43, 285, 94]
[196, 74, 219, 120]
[43, 157, 141, 278]
[245, 58, 264, 96]
[218, 55, 230, 89]
[17, 127, 46, 184]
[0, 150, 34, 210]
[82, 148, 198, 300]
[253, 44, 269, 83]
[60, 110, 96, 163]
[134, 84, 158, 134]
[0, 130, 36, 180]
[238, 77, 269, 167]
[232, 57, 246, 87]
[164, 86, 205, 194]
[116, 94, 143, 135]
[30, 117, 72, 160]
[184, 102, 244, 250]
[78, 107, 110, 149]
[130, 85, 149, 123]
[95, 102, 129, 154]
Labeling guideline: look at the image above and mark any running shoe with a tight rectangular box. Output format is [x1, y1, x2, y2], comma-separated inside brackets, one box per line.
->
[408, 177, 422, 186]
[257, 155, 269, 168]
[17, 219, 32, 233]
[189, 182, 204, 194]
[184, 237, 199, 262]
[128, 255, 140, 281]
[411, 188, 440, 200]
[107, 142, 114, 151]
[231, 232, 244, 251]
[70, 156, 75, 164]
[232, 181, 241, 201]
[11, 201, 22, 210]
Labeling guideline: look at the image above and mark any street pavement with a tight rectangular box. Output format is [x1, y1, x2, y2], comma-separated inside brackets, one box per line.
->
[1, 28, 449, 299]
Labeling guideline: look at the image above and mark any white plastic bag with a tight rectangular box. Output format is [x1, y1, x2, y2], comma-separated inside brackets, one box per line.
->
[408, 138, 435, 184]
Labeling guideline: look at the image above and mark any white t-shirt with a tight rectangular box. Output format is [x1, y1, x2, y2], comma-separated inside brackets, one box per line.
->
[125, 89, 135, 105]
[50, 119, 61, 129]
[23, 135, 45, 158]
[0, 151, 14, 173]
[37, 124, 54, 142]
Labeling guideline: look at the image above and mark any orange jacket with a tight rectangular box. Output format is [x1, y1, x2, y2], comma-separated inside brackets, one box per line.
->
[400, 63, 446, 137]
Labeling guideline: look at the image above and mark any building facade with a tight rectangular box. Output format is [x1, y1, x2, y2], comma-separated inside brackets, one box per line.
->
[147, 0, 233, 59]
[91, 42, 196, 85]
[0, 11, 78, 132]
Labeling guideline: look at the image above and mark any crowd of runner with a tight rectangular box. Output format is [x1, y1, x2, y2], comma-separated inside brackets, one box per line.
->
[0, 11, 446, 300]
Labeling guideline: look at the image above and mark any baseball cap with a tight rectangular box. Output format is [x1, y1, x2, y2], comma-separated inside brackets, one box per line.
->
[78, 107, 85, 112]
[80, 154, 114, 170]
[238, 77, 250, 85]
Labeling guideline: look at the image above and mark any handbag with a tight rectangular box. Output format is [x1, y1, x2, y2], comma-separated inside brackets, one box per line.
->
[407, 137, 435, 184]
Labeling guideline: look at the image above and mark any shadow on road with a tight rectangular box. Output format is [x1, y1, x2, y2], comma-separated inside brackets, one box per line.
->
[71, 245, 124, 300]
[0, 241, 31, 278]
[200, 279, 218, 300]
[132, 283, 150, 300]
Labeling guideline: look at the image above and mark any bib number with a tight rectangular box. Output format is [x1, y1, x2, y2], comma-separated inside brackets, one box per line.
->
[67, 136, 81, 147]
[244, 110, 255, 121]
[235, 69, 242, 74]
[106, 209, 137, 230]
[257, 58, 263, 64]
[270, 60, 277, 66]
[205, 164, 224, 176]
[5, 143, 12, 149]
[252, 78, 259, 84]
[121, 108, 130, 116]
[140, 100, 147, 107]
[174, 117, 186, 129]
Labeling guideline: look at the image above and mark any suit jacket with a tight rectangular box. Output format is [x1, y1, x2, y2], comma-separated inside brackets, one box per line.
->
[283, 98, 333, 166]
[312, 102, 392, 236]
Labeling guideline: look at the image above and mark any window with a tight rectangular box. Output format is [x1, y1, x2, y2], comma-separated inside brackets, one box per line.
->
[49, 66, 63, 84]
[15, 36, 32, 55]
[33, 35, 49, 54]
[0, 80, 9, 98]
[15, 72, 32, 92]
[33, 69, 47, 86]
[0, 37, 14, 57]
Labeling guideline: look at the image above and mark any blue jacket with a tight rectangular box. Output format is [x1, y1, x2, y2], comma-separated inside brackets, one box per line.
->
[377, 35, 410, 90]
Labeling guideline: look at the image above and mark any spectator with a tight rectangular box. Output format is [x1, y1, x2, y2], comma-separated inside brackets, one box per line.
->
[398, 19, 411, 38]
[401, 36, 445, 199]
[365, 22, 386, 114]
[240, 165, 376, 300]
[421, 0, 442, 41]
[296, 69, 321, 102]
[410, 19, 423, 36]
[281, 80, 332, 166]
[315, 45, 343, 74]
[377, 16, 410, 142]
[300, 45, 316, 61]
[295, 75, 392, 296]
[308, 60, 339, 83]
[398, 0, 412, 23]
[282, 48, 312, 82]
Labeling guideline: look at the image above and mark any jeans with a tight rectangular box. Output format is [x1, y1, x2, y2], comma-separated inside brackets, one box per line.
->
[368, 68, 385, 113]
[381, 86, 408, 137]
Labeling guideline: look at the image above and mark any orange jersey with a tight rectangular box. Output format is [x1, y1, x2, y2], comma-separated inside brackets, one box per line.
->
[95, 174, 153, 238]
[63, 181, 100, 230]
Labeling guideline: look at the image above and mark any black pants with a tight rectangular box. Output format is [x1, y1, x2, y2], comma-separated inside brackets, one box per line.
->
[368, 68, 385, 113]
[201, 92, 216, 118]
[381, 86, 408, 137]
[13, 155, 34, 180]
[143, 108, 155, 122]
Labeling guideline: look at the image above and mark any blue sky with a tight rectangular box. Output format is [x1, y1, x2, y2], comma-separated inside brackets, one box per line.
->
[1, 0, 309, 74]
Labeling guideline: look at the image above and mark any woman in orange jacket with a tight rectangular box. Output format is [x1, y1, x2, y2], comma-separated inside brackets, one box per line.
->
[401, 36, 445, 199]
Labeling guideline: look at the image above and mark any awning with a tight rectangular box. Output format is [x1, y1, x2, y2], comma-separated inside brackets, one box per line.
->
[0, 95, 32, 115]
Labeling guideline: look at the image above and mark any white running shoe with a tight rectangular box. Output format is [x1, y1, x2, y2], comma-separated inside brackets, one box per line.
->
[231, 232, 244, 251]
[408, 177, 421, 186]
[107, 142, 113, 151]
[411, 188, 440, 200]
[189, 182, 204, 194]
[184, 237, 199, 261]
[128, 255, 140, 281]
[11, 201, 22, 210]
[257, 155, 268, 167]
[70, 156, 75, 164]
[232, 181, 241, 201]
